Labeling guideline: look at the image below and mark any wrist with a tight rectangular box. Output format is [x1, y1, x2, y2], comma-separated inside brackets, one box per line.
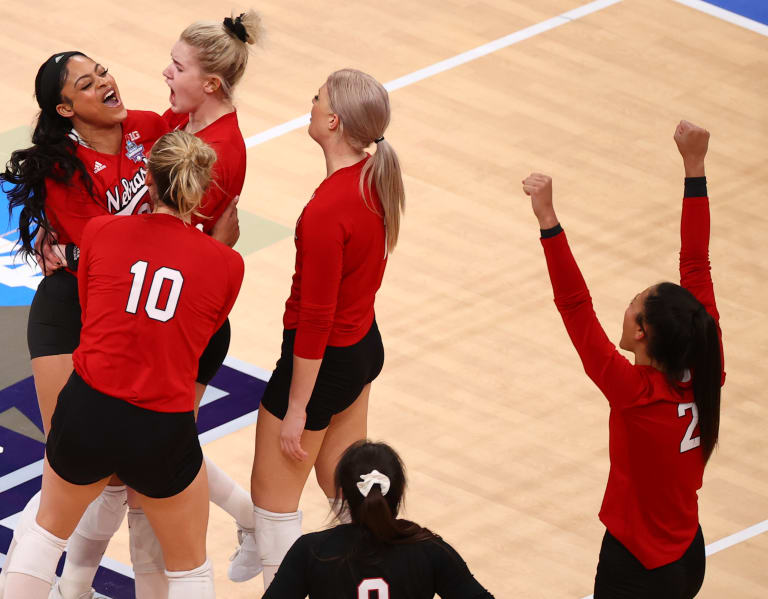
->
[536, 212, 559, 230]
[683, 160, 705, 178]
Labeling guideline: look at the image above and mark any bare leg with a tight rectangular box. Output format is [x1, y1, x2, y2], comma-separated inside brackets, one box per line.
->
[314, 385, 370, 497]
[137, 462, 209, 572]
[31, 354, 73, 437]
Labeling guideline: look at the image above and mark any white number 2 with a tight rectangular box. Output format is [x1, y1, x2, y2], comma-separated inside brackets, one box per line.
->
[358, 578, 389, 599]
[125, 260, 184, 322]
[678, 402, 701, 453]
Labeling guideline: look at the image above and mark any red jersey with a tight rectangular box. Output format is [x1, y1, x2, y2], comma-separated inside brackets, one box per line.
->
[283, 156, 387, 359]
[541, 194, 724, 568]
[163, 109, 246, 233]
[73, 213, 244, 413]
[46, 110, 169, 247]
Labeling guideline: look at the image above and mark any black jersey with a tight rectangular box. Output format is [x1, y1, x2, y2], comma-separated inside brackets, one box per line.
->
[264, 524, 493, 599]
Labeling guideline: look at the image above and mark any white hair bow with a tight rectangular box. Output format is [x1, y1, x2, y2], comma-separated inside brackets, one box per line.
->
[356, 470, 391, 498]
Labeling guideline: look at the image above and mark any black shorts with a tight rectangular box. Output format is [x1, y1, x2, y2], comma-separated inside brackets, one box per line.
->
[28, 270, 81, 359]
[46, 371, 203, 499]
[197, 318, 231, 384]
[594, 526, 705, 599]
[260, 319, 384, 431]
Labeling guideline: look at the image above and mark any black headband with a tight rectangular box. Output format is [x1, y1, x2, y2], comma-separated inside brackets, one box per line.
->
[35, 51, 86, 114]
[223, 13, 248, 43]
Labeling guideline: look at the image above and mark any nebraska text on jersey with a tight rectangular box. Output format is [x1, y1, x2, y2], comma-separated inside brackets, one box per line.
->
[106, 167, 149, 215]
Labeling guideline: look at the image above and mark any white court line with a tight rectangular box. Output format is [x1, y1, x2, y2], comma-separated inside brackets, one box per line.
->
[672, 0, 768, 36]
[578, 519, 768, 598]
[243, 0, 624, 148]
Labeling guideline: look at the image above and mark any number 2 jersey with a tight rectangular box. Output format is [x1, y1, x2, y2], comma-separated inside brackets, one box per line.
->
[73, 213, 244, 413]
[45, 110, 169, 247]
[540, 179, 725, 568]
[264, 524, 494, 599]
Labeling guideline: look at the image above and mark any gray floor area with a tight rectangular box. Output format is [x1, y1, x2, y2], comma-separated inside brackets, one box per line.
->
[0, 306, 31, 389]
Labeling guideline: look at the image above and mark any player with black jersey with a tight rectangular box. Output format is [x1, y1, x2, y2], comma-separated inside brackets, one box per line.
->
[264, 441, 494, 599]
[2, 131, 243, 599]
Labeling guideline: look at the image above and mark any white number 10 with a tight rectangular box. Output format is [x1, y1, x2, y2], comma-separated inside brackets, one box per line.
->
[358, 578, 389, 599]
[678, 402, 701, 453]
[126, 260, 184, 322]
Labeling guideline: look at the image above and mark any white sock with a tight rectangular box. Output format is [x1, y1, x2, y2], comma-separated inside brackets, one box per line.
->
[204, 456, 253, 530]
[166, 560, 214, 599]
[58, 485, 127, 598]
[5, 520, 67, 598]
[327, 497, 352, 525]
[128, 508, 168, 599]
[0, 491, 41, 596]
[253, 506, 302, 588]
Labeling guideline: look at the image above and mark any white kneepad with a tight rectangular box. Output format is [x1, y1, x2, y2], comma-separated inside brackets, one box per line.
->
[48, 582, 95, 599]
[128, 508, 165, 573]
[6, 520, 68, 585]
[77, 485, 127, 541]
[13, 490, 41, 542]
[253, 507, 302, 567]
[166, 560, 214, 599]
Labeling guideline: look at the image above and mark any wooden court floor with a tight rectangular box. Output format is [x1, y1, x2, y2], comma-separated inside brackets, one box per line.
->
[2, 0, 767, 596]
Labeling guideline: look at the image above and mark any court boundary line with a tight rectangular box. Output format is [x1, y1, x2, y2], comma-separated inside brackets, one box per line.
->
[672, 0, 768, 36]
[243, 0, 624, 148]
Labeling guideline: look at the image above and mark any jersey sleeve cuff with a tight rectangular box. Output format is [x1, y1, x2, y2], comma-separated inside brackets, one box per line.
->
[684, 177, 707, 198]
[540, 223, 563, 239]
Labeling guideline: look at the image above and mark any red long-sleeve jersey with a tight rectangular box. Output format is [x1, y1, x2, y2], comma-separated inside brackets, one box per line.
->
[541, 193, 724, 569]
[283, 156, 387, 359]
[46, 110, 168, 247]
[73, 213, 244, 413]
[163, 110, 246, 233]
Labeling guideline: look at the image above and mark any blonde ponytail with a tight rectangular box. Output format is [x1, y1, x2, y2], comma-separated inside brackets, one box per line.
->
[326, 69, 406, 252]
[149, 131, 217, 220]
[180, 8, 264, 98]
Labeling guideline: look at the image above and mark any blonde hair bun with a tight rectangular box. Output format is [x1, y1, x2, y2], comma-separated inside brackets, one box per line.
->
[181, 8, 263, 97]
[149, 131, 217, 219]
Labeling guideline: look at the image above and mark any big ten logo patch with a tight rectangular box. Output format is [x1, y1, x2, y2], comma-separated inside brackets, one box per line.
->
[0, 359, 268, 598]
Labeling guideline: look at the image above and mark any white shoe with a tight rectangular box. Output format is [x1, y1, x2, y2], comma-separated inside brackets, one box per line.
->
[227, 528, 263, 582]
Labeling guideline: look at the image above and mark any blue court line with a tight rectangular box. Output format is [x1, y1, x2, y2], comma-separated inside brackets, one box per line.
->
[673, 0, 768, 35]
[704, 0, 768, 24]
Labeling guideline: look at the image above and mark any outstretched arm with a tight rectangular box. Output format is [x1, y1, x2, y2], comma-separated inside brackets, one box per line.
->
[674, 120, 724, 377]
[523, 174, 646, 407]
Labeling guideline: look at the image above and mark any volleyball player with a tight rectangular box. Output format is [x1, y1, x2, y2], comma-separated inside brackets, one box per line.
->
[0, 48, 236, 599]
[264, 440, 494, 598]
[249, 69, 406, 587]
[2, 130, 243, 599]
[57, 13, 263, 595]
[0, 51, 168, 599]
[522, 120, 723, 598]
[144, 9, 264, 587]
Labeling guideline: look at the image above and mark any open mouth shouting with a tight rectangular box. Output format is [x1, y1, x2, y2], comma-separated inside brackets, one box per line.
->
[102, 87, 121, 107]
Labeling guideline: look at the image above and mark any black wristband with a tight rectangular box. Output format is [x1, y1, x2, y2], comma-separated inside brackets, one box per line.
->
[65, 243, 80, 271]
[684, 176, 707, 198]
[540, 223, 563, 239]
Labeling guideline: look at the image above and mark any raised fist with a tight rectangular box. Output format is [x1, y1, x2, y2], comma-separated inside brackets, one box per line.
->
[674, 120, 709, 168]
[522, 173, 556, 227]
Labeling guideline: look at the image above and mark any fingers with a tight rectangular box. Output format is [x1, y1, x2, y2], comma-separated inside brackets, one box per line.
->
[280, 434, 307, 461]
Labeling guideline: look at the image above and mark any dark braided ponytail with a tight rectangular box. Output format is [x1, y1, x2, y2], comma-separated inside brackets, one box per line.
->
[3, 52, 95, 259]
[641, 282, 722, 462]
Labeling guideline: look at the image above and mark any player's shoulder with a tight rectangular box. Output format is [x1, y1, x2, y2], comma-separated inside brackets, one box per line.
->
[161, 108, 189, 132]
[124, 110, 170, 139]
[194, 232, 244, 274]
[81, 214, 118, 242]
[200, 112, 246, 153]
